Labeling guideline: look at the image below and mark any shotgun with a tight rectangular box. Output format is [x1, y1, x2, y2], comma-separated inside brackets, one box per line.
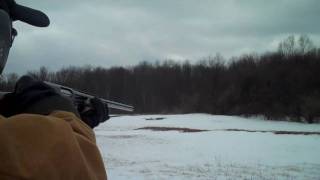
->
[0, 81, 134, 113]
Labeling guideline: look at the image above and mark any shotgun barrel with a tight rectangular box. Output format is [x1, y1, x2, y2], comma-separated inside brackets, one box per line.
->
[44, 82, 134, 112]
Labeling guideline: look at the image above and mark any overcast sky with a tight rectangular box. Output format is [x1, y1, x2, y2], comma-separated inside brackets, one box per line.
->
[4, 0, 320, 74]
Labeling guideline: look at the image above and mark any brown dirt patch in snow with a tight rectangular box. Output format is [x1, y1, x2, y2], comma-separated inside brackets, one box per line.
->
[145, 117, 166, 121]
[135, 127, 320, 135]
[104, 135, 140, 139]
[135, 127, 209, 133]
[225, 129, 320, 135]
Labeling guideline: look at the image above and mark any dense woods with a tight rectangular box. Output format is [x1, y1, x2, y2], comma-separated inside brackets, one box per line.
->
[1, 35, 320, 123]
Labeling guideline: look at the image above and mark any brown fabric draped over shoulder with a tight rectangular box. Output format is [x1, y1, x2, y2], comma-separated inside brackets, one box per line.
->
[0, 111, 107, 180]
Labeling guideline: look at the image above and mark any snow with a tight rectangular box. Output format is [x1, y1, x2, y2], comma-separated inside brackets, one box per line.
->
[95, 114, 320, 180]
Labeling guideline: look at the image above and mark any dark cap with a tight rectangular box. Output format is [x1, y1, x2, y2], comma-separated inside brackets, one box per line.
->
[0, 0, 50, 27]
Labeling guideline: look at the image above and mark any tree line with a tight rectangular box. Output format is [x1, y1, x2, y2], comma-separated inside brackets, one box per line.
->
[1, 35, 320, 123]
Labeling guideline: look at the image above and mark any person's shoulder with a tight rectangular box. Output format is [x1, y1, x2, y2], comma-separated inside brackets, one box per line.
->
[0, 112, 95, 142]
[50, 111, 96, 141]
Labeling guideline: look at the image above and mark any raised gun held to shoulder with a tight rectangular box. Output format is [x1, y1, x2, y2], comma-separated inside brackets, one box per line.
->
[0, 81, 134, 115]
[44, 81, 134, 113]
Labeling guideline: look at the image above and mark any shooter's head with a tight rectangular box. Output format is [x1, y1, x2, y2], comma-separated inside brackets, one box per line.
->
[0, 0, 50, 74]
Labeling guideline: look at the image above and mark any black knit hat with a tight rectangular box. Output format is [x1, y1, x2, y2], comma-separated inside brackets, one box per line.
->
[0, 0, 50, 27]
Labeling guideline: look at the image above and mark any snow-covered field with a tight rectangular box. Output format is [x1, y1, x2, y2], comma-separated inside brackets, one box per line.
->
[95, 114, 320, 180]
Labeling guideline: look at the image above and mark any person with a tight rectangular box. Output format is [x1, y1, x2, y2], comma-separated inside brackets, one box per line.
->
[0, 0, 108, 179]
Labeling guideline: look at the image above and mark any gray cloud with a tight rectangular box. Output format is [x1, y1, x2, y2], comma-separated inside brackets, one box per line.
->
[4, 0, 320, 74]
